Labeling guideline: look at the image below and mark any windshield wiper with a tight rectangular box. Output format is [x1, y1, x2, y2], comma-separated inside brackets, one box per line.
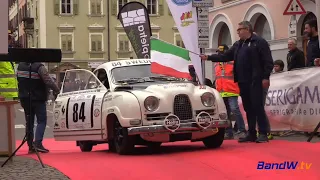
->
[148, 76, 185, 81]
[116, 77, 154, 84]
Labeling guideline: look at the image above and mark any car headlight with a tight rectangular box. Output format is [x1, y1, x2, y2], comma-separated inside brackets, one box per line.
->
[219, 113, 228, 120]
[201, 92, 215, 107]
[144, 96, 159, 112]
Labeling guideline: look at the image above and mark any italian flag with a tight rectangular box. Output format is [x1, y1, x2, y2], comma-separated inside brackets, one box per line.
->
[150, 38, 191, 79]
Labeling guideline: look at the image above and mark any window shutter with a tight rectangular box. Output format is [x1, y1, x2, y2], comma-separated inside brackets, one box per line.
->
[158, 0, 164, 16]
[97, 41, 102, 51]
[119, 41, 124, 51]
[111, 0, 117, 16]
[91, 41, 96, 51]
[125, 41, 129, 51]
[73, 0, 79, 15]
[62, 42, 66, 51]
[54, 0, 59, 15]
[97, 3, 101, 14]
[67, 40, 72, 51]
[91, 3, 96, 15]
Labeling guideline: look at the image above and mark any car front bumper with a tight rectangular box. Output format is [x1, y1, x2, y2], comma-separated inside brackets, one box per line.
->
[127, 120, 229, 136]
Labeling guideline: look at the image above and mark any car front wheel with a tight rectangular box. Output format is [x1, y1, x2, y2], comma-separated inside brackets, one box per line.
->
[77, 141, 93, 152]
[202, 128, 225, 148]
[113, 119, 135, 155]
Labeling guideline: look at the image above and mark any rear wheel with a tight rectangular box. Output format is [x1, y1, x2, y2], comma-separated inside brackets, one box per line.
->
[77, 141, 93, 152]
[202, 128, 225, 148]
[113, 119, 135, 155]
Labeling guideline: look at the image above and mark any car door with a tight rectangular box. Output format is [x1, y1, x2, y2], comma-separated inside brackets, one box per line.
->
[53, 69, 108, 140]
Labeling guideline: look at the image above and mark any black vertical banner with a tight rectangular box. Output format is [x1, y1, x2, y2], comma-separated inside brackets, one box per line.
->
[118, 1, 152, 59]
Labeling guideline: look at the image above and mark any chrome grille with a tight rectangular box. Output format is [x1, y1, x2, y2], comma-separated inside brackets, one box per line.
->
[173, 94, 193, 121]
[146, 113, 170, 121]
[196, 109, 215, 116]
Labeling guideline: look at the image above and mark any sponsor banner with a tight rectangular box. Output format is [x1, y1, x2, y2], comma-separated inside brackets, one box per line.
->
[118, 2, 152, 59]
[238, 67, 320, 132]
[166, 0, 203, 84]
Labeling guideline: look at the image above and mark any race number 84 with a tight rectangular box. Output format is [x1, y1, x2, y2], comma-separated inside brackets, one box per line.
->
[73, 102, 86, 122]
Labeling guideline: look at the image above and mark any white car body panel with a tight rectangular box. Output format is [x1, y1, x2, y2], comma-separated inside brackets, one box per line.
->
[52, 59, 229, 144]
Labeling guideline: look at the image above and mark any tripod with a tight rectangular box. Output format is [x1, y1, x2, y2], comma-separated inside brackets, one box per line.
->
[0, 47, 61, 168]
[2, 63, 45, 168]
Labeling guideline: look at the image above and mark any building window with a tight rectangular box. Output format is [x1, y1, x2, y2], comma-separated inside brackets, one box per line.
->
[174, 33, 185, 48]
[146, 0, 158, 15]
[117, 33, 130, 51]
[254, 14, 271, 41]
[118, 0, 128, 13]
[152, 33, 159, 39]
[60, 33, 74, 51]
[218, 23, 232, 46]
[90, 0, 102, 15]
[90, 33, 103, 51]
[61, 0, 72, 14]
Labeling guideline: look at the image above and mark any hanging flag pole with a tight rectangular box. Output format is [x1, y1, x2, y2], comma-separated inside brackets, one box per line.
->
[166, 0, 204, 84]
[192, 0, 213, 84]
[151, 37, 201, 56]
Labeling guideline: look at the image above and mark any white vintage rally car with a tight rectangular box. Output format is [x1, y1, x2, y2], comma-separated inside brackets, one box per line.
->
[52, 59, 229, 155]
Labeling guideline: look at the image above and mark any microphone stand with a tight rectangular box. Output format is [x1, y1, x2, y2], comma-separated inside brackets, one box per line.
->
[2, 62, 45, 168]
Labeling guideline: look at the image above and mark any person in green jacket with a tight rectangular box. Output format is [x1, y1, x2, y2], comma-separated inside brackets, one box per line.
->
[0, 31, 18, 100]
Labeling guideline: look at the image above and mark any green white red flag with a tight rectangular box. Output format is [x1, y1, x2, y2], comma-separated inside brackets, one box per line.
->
[150, 38, 191, 79]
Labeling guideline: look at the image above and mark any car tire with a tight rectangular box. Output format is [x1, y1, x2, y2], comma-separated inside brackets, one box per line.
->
[113, 119, 135, 155]
[202, 128, 225, 148]
[108, 141, 116, 152]
[78, 141, 93, 152]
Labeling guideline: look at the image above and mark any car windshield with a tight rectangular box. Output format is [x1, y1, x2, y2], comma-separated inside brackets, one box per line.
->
[111, 64, 186, 84]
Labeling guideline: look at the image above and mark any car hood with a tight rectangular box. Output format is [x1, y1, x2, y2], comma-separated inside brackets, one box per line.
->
[132, 83, 197, 96]
[121, 82, 226, 118]
[126, 82, 215, 105]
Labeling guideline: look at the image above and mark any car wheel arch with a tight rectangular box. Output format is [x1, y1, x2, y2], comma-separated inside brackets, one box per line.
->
[106, 113, 117, 140]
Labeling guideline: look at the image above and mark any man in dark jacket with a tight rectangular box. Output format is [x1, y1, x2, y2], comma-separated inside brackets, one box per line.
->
[17, 62, 60, 153]
[200, 21, 274, 143]
[287, 38, 305, 71]
[304, 19, 320, 67]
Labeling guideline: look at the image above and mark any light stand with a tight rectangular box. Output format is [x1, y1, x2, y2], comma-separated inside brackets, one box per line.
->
[1, 47, 62, 168]
[2, 62, 45, 167]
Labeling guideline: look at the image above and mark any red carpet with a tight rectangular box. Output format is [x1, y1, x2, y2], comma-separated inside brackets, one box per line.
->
[17, 139, 320, 180]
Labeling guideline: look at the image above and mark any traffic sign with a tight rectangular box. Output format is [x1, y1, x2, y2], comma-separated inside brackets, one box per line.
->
[289, 19, 297, 37]
[198, 21, 209, 28]
[198, 28, 209, 38]
[192, 0, 213, 7]
[197, 6, 209, 48]
[197, 7, 209, 21]
[283, 0, 306, 15]
[198, 41, 209, 48]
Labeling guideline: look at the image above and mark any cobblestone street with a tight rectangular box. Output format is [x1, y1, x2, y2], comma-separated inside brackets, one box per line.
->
[0, 156, 70, 180]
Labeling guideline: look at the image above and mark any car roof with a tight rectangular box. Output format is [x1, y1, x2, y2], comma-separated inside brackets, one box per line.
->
[96, 59, 151, 71]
